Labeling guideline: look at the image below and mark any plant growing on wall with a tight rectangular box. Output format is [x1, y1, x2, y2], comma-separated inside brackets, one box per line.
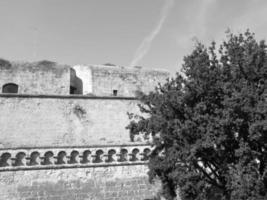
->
[37, 60, 57, 67]
[0, 58, 11, 68]
[73, 105, 87, 119]
[127, 30, 267, 200]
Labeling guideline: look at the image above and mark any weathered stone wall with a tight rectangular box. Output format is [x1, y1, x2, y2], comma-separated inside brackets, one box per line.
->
[0, 165, 160, 200]
[0, 145, 159, 200]
[0, 60, 169, 200]
[0, 95, 141, 148]
[0, 61, 70, 95]
[0, 60, 169, 97]
[90, 65, 169, 97]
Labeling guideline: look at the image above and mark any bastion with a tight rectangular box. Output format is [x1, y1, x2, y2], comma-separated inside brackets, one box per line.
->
[0, 59, 170, 200]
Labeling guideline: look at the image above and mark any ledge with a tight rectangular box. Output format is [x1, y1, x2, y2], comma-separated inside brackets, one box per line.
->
[0, 93, 138, 100]
[0, 144, 152, 171]
[0, 143, 150, 151]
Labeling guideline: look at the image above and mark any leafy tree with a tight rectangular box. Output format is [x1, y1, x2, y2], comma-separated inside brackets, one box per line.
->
[127, 30, 267, 200]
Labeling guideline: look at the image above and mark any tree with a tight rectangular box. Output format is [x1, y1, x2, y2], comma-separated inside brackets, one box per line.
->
[127, 30, 267, 200]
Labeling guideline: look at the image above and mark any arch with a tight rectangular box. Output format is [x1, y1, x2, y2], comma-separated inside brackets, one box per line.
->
[0, 152, 11, 167]
[14, 152, 26, 166]
[29, 152, 40, 166]
[141, 148, 151, 161]
[107, 149, 116, 162]
[2, 83, 18, 93]
[81, 150, 91, 164]
[69, 151, 80, 164]
[56, 151, 67, 165]
[94, 150, 104, 163]
[130, 148, 140, 161]
[119, 149, 128, 162]
[43, 151, 54, 165]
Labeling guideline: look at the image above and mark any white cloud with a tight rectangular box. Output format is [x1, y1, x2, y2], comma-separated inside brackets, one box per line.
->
[130, 0, 174, 67]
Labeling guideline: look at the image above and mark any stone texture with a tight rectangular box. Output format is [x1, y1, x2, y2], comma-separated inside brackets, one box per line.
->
[0, 60, 170, 200]
[90, 65, 169, 97]
[0, 165, 160, 200]
[0, 61, 70, 95]
[0, 61, 169, 97]
[0, 96, 141, 148]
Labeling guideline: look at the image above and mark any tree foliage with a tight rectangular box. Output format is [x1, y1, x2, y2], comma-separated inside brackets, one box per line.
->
[127, 30, 267, 200]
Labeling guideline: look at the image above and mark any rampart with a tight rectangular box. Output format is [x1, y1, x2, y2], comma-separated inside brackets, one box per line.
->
[0, 95, 141, 148]
[0, 60, 169, 200]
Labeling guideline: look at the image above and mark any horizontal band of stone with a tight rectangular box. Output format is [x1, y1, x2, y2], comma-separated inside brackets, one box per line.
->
[0, 93, 137, 100]
[0, 144, 152, 171]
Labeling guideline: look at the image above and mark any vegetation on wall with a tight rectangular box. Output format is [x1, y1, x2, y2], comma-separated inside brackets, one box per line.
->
[127, 30, 267, 200]
[0, 58, 11, 69]
[37, 60, 57, 67]
[73, 104, 87, 119]
[103, 63, 117, 66]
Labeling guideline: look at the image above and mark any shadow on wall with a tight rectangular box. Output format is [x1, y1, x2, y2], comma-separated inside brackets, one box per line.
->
[70, 68, 83, 95]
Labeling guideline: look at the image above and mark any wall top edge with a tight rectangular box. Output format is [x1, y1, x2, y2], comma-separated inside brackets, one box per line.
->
[0, 93, 138, 100]
[0, 143, 151, 151]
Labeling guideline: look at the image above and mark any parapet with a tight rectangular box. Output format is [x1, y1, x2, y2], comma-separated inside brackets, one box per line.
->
[73, 64, 170, 97]
[0, 58, 170, 97]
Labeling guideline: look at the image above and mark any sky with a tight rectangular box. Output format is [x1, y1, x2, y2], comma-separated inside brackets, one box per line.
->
[1, 0, 267, 74]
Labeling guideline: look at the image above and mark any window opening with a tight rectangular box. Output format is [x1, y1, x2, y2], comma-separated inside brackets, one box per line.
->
[113, 90, 118, 96]
[2, 83, 18, 93]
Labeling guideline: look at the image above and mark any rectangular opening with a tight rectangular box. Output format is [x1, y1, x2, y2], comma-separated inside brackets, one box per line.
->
[113, 90, 118, 96]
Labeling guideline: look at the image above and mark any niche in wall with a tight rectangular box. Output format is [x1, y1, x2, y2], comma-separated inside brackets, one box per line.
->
[2, 83, 18, 93]
[113, 90, 118, 96]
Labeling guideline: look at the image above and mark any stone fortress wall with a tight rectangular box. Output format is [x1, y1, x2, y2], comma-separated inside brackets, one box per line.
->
[0, 59, 169, 200]
[0, 96, 140, 148]
[0, 60, 70, 95]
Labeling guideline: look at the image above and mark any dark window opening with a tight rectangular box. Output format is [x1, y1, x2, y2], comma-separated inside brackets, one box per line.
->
[2, 83, 18, 93]
[113, 90, 118, 96]
[70, 86, 77, 94]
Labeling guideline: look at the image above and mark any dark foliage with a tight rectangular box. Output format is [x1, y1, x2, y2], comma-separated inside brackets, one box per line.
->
[127, 30, 267, 200]
[37, 60, 57, 67]
[0, 58, 11, 69]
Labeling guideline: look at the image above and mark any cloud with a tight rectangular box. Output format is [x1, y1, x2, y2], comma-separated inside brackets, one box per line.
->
[130, 0, 174, 67]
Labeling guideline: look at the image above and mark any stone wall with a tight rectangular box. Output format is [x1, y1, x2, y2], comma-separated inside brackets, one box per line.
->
[0, 60, 169, 200]
[0, 166, 159, 200]
[0, 145, 160, 200]
[0, 95, 141, 148]
[90, 65, 169, 97]
[0, 60, 70, 95]
[0, 60, 169, 97]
